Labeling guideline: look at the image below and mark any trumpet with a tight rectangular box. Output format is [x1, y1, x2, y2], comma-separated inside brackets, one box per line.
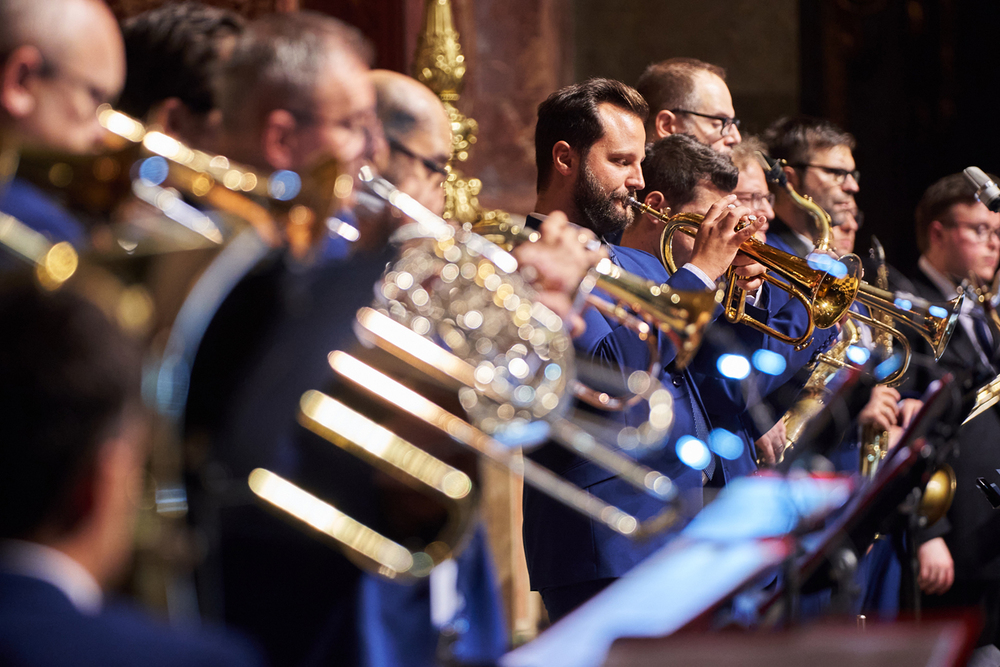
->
[626, 196, 863, 350]
[827, 283, 963, 386]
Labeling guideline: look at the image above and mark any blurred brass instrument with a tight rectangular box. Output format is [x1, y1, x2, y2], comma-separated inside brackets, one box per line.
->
[776, 318, 864, 464]
[250, 172, 692, 581]
[860, 237, 894, 477]
[471, 218, 723, 398]
[966, 269, 1000, 333]
[626, 196, 862, 350]
[965, 371, 1000, 425]
[755, 151, 833, 253]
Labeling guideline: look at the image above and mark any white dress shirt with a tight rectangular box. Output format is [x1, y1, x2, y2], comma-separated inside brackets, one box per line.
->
[0, 539, 103, 614]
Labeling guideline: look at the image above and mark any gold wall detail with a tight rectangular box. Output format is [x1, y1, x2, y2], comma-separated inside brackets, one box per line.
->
[413, 0, 508, 226]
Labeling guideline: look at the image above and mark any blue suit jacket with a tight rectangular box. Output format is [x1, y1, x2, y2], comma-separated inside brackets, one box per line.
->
[0, 572, 262, 667]
[0, 178, 87, 247]
[521, 242, 838, 591]
[522, 246, 717, 591]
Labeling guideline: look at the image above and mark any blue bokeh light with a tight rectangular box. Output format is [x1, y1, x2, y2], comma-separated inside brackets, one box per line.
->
[874, 353, 904, 382]
[752, 349, 786, 376]
[717, 354, 751, 380]
[846, 345, 871, 365]
[676, 435, 712, 470]
[894, 298, 913, 312]
[708, 428, 744, 461]
[138, 156, 169, 186]
[929, 305, 948, 318]
[268, 170, 302, 201]
[806, 253, 848, 278]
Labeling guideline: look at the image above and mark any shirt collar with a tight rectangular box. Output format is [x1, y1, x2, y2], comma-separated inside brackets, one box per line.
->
[0, 539, 103, 614]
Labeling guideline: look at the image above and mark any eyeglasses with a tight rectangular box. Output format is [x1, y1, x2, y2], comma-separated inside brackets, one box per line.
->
[387, 136, 450, 178]
[668, 109, 741, 137]
[792, 163, 861, 186]
[943, 221, 1000, 243]
[37, 57, 116, 110]
[732, 191, 775, 212]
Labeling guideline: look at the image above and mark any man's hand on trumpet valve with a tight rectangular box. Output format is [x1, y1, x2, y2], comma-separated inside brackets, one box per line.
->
[511, 212, 606, 336]
[688, 194, 767, 288]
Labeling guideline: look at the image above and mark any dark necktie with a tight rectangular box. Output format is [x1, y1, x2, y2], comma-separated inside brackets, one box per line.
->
[973, 310, 997, 371]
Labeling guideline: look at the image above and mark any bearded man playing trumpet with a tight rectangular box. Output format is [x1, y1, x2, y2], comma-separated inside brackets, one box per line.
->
[521, 78, 773, 623]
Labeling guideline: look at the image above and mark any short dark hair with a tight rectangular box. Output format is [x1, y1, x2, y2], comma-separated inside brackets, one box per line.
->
[534, 77, 648, 192]
[218, 11, 373, 134]
[118, 2, 244, 120]
[635, 58, 726, 120]
[639, 134, 738, 211]
[914, 172, 998, 253]
[0, 275, 142, 539]
[763, 116, 855, 167]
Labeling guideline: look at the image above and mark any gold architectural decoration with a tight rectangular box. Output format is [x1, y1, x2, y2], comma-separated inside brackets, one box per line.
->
[413, 0, 508, 226]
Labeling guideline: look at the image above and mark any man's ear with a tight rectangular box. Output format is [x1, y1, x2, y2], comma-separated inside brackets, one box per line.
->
[928, 219, 946, 244]
[261, 108, 299, 171]
[653, 109, 680, 140]
[1, 45, 45, 119]
[147, 97, 202, 145]
[782, 164, 801, 191]
[551, 140, 578, 177]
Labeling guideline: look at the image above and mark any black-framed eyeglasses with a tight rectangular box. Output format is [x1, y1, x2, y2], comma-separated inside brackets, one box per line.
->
[791, 163, 861, 186]
[387, 137, 450, 178]
[668, 109, 740, 137]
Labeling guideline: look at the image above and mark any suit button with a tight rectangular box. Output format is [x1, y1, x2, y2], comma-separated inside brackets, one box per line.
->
[672, 376, 683, 387]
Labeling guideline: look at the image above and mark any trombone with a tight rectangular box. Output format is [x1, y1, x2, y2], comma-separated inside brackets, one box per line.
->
[626, 196, 863, 350]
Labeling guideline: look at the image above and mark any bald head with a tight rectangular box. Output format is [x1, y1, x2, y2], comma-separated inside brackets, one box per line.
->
[1, 0, 125, 152]
[370, 70, 451, 215]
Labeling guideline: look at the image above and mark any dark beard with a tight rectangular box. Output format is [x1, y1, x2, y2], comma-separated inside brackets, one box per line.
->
[572, 163, 634, 238]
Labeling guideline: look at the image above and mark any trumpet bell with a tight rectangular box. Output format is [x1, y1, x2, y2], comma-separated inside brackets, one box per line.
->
[854, 283, 964, 362]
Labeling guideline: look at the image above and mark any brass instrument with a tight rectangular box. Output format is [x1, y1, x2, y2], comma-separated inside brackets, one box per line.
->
[832, 282, 963, 386]
[860, 237, 894, 477]
[966, 269, 1000, 334]
[627, 196, 863, 350]
[755, 151, 832, 253]
[918, 464, 957, 526]
[250, 174, 694, 581]
[472, 218, 723, 393]
[965, 371, 1000, 424]
[777, 319, 863, 463]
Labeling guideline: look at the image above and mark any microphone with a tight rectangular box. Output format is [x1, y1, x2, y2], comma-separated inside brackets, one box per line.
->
[963, 166, 1000, 213]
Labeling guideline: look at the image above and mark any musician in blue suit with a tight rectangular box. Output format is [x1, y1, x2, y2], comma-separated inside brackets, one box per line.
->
[619, 134, 841, 473]
[0, 277, 263, 667]
[521, 79, 771, 622]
